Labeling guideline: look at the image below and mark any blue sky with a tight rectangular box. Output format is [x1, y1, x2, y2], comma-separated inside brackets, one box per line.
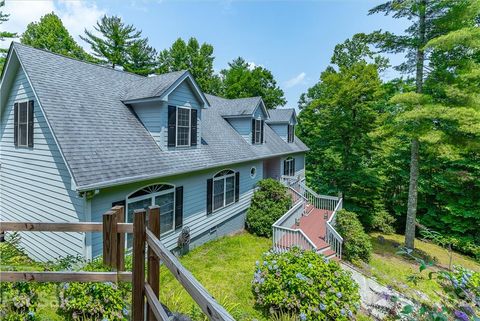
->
[4, 0, 409, 107]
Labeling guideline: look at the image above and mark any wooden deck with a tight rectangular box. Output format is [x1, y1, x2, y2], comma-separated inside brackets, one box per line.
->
[287, 206, 337, 258]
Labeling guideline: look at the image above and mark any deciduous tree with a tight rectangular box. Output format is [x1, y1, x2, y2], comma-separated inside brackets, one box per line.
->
[0, 0, 17, 72]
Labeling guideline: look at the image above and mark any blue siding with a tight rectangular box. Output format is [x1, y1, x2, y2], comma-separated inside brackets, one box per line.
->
[0, 65, 85, 261]
[280, 153, 306, 177]
[90, 160, 263, 257]
[227, 118, 251, 142]
[132, 80, 202, 150]
[270, 124, 288, 142]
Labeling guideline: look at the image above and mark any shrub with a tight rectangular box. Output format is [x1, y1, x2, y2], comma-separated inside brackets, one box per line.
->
[246, 179, 291, 237]
[0, 282, 41, 321]
[57, 258, 131, 321]
[252, 247, 360, 320]
[335, 210, 372, 263]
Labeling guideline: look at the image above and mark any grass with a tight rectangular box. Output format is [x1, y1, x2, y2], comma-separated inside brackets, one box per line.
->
[159, 231, 271, 320]
[363, 232, 480, 303]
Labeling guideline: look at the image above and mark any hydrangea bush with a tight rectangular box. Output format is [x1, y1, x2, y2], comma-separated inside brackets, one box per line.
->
[57, 259, 131, 321]
[252, 247, 360, 320]
[0, 282, 40, 321]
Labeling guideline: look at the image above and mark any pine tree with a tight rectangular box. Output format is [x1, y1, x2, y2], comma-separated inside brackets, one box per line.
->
[81, 15, 142, 69]
[0, 0, 17, 72]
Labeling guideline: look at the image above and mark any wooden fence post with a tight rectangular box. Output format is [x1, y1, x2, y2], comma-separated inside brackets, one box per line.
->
[132, 209, 146, 321]
[112, 205, 125, 271]
[103, 210, 118, 269]
[147, 206, 160, 321]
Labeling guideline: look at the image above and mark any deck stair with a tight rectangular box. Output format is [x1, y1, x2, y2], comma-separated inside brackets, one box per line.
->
[273, 176, 344, 260]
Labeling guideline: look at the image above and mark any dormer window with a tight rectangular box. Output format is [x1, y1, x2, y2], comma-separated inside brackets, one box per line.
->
[177, 107, 191, 146]
[168, 105, 198, 148]
[252, 119, 264, 144]
[287, 125, 295, 143]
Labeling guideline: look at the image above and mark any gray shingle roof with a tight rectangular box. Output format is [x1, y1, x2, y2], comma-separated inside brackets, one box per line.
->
[11, 43, 308, 191]
[122, 70, 186, 101]
[205, 94, 263, 116]
[266, 108, 296, 123]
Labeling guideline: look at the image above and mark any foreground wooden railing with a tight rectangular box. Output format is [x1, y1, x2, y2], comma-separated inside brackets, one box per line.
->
[0, 205, 235, 321]
[325, 198, 344, 259]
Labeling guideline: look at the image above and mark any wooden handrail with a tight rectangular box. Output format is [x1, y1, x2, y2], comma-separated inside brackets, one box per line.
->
[145, 283, 170, 321]
[146, 229, 235, 321]
[0, 271, 132, 282]
[0, 221, 133, 233]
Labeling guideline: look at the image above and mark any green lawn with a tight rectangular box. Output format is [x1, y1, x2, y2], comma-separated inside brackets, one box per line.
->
[159, 232, 271, 320]
[364, 233, 480, 303]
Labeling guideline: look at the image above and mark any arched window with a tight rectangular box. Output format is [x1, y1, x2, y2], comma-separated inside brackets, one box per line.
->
[213, 169, 236, 211]
[126, 184, 180, 247]
[283, 157, 295, 177]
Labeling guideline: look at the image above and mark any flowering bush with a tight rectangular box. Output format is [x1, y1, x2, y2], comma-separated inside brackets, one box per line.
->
[0, 282, 40, 321]
[57, 259, 131, 321]
[252, 247, 360, 320]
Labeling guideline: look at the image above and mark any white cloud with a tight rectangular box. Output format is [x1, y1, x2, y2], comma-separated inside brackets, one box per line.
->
[284, 72, 306, 88]
[247, 61, 263, 71]
[1, 0, 105, 50]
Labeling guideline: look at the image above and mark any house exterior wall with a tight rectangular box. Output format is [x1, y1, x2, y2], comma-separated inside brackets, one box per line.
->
[280, 153, 306, 178]
[89, 160, 263, 257]
[131, 81, 202, 150]
[0, 65, 85, 261]
[226, 117, 251, 142]
[269, 124, 288, 142]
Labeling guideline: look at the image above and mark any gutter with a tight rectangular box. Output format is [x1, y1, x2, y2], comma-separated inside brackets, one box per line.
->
[76, 148, 309, 192]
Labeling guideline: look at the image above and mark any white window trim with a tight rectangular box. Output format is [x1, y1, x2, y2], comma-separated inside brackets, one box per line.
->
[126, 185, 176, 237]
[254, 119, 262, 144]
[16, 100, 29, 148]
[176, 106, 191, 147]
[250, 166, 257, 178]
[284, 157, 295, 176]
[212, 170, 236, 212]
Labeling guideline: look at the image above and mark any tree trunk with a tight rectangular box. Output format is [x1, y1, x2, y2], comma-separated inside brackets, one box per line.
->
[405, 138, 419, 249]
[405, 0, 426, 250]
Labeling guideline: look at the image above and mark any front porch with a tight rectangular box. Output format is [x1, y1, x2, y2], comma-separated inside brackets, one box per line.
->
[272, 176, 344, 259]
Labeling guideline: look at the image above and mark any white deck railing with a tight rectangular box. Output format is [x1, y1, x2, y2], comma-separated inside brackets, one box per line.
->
[278, 175, 344, 259]
[326, 198, 344, 259]
[272, 201, 317, 252]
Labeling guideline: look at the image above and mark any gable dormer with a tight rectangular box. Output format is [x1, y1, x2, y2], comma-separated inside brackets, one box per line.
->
[266, 109, 297, 143]
[123, 71, 209, 151]
[209, 95, 269, 145]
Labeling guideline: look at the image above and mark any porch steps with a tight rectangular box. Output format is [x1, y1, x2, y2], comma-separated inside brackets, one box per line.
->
[291, 207, 340, 260]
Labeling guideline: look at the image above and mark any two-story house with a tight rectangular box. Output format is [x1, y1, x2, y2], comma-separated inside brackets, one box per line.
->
[0, 43, 308, 261]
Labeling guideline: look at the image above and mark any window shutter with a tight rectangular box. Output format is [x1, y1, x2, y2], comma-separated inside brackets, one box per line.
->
[251, 119, 255, 144]
[13, 103, 18, 147]
[190, 109, 197, 146]
[283, 160, 288, 176]
[206, 178, 213, 214]
[235, 172, 240, 202]
[168, 105, 176, 147]
[287, 125, 291, 142]
[292, 158, 296, 176]
[28, 100, 34, 147]
[175, 186, 184, 229]
[261, 120, 264, 143]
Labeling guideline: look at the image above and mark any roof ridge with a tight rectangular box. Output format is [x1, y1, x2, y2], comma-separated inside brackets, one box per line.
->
[12, 42, 146, 79]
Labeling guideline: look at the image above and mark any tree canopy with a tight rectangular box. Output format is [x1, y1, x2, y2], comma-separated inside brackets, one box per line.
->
[157, 37, 221, 94]
[21, 12, 90, 61]
[0, 0, 16, 72]
[220, 57, 286, 109]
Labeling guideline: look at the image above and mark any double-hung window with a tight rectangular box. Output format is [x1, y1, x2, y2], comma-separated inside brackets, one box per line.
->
[283, 157, 295, 176]
[287, 125, 295, 143]
[176, 107, 191, 147]
[252, 119, 264, 144]
[212, 170, 236, 211]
